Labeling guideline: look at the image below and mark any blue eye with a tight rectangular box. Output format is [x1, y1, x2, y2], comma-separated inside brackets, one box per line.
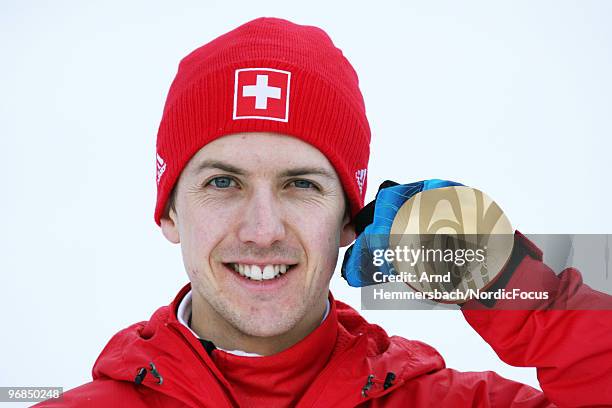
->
[208, 176, 236, 188]
[292, 180, 315, 189]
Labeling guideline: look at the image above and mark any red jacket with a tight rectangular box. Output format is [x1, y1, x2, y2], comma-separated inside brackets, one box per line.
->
[36, 235, 612, 407]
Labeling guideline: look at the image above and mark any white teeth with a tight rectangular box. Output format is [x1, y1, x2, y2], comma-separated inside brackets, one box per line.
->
[262, 265, 275, 279]
[251, 265, 263, 280]
[230, 263, 293, 280]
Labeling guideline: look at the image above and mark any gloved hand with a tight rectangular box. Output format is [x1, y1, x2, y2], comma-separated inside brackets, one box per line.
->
[341, 179, 464, 287]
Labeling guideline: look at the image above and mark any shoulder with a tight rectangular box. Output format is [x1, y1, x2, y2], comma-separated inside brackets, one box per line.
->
[377, 368, 549, 407]
[32, 379, 166, 408]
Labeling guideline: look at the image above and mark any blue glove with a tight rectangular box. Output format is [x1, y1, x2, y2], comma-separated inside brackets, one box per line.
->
[341, 179, 463, 287]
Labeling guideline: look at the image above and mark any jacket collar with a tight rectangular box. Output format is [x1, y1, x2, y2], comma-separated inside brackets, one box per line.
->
[207, 288, 338, 407]
[92, 283, 446, 407]
[175, 287, 331, 357]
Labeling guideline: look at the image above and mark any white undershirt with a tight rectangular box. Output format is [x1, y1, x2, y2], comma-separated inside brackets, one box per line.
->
[176, 289, 331, 357]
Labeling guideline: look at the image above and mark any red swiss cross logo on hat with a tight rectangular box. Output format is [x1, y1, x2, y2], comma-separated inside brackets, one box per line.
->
[233, 68, 291, 122]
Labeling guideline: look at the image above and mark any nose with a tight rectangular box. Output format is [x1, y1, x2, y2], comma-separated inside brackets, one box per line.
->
[237, 187, 286, 247]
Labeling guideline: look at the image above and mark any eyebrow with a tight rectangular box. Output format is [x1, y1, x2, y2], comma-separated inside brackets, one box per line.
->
[194, 160, 246, 176]
[193, 159, 336, 180]
[279, 167, 336, 180]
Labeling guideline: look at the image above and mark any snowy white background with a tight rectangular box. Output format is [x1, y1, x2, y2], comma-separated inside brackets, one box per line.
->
[2, 1, 611, 406]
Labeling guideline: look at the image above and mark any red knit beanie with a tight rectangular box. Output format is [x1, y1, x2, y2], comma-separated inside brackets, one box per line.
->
[154, 17, 371, 225]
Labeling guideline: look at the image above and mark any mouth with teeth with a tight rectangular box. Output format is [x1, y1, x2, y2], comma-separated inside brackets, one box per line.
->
[226, 263, 296, 281]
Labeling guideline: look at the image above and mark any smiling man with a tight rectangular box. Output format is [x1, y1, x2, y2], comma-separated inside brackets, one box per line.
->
[36, 17, 612, 407]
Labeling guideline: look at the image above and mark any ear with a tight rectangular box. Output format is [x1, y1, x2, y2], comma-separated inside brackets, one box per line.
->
[160, 209, 180, 244]
[339, 214, 356, 247]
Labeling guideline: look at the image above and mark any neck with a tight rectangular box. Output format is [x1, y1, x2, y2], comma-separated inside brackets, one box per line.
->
[190, 292, 328, 356]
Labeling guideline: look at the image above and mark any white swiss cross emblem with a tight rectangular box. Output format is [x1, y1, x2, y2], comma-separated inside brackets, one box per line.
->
[233, 68, 291, 122]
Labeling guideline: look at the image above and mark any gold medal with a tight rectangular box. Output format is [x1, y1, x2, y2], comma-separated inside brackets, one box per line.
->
[389, 186, 514, 303]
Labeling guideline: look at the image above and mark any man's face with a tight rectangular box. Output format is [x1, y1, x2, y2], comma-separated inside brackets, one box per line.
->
[161, 132, 354, 338]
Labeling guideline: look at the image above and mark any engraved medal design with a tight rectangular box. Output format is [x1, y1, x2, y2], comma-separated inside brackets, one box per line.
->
[389, 186, 514, 302]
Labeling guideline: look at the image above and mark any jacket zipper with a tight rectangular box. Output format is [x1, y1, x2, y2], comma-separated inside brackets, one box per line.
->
[166, 323, 239, 408]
